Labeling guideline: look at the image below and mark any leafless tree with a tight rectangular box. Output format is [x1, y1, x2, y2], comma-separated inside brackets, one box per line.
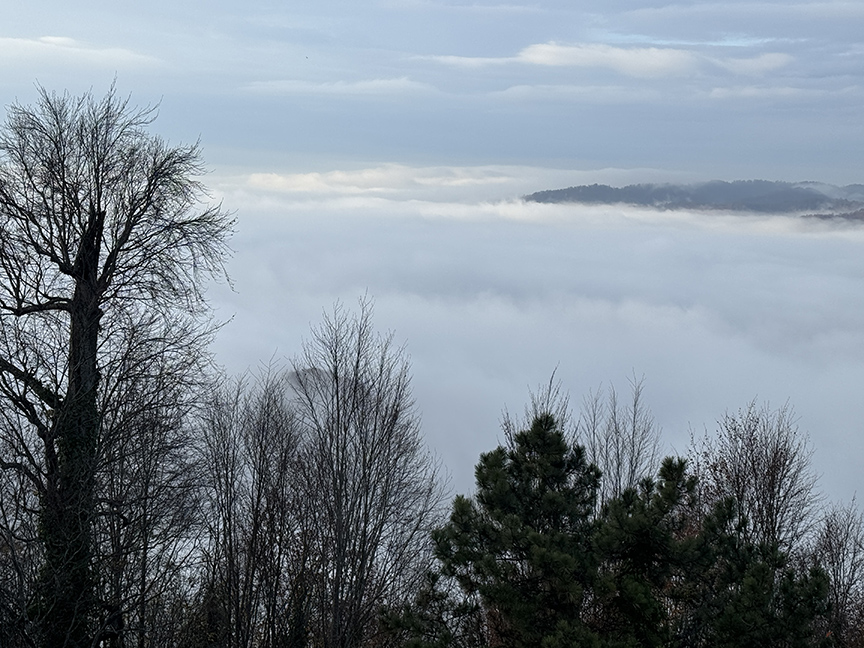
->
[814, 499, 864, 647]
[0, 418, 41, 648]
[0, 85, 232, 648]
[196, 370, 309, 648]
[194, 379, 246, 648]
[289, 300, 445, 648]
[577, 375, 661, 507]
[501, 372, 573, 442]
[93, 316, 209, 648]
[501, 374, 660, 510]
[690, 401, 820, 552]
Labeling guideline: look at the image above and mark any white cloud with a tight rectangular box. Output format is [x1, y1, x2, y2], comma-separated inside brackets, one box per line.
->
[711, 52, 794, 75]
[223, 164, 700, 205]
[427, 42, 796, 80]
[516, 42, 699, 77]
[245, 77, 436, 96]
[491, 83, 664, 103]
[708, 85, 816, 99]
[243, 165, 546, 198]
[247, 168, 406, 194]
[0, 36, 158, 69]
[425, 42, 700, 77]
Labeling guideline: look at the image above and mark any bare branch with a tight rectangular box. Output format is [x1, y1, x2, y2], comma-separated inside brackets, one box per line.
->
[0, 354, 62, 408]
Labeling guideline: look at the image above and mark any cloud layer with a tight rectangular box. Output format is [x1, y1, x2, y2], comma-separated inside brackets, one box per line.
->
[0, 36, 158, 69]
[207, 163, 864, 502]
[425, 42, 794, 78]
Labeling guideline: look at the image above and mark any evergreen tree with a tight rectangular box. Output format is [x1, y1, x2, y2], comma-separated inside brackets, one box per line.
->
[433, 413, 601, 648]
[687, 498, 830, 648]
[382, 570, 488, 648]
[592, 458, 699, 648]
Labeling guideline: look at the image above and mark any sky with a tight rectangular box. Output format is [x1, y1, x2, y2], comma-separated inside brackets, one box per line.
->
[2, 0, 864, 501]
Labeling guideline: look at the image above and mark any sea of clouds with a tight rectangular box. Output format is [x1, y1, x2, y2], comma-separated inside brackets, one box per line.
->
[207, 163, 864, 502]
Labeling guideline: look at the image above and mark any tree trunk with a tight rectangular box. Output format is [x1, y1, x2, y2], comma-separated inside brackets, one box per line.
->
[38, 211, 104, 648]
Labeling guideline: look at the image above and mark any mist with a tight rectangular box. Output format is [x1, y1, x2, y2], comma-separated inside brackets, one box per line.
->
[207, 163, 864, 501]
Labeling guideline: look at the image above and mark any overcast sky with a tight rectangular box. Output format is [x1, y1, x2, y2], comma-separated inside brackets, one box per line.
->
[4, 0, 864, 179]
[2, 1, 864, 500]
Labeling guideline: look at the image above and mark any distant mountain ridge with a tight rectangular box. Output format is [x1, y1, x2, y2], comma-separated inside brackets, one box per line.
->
[524, 180, 864, 217]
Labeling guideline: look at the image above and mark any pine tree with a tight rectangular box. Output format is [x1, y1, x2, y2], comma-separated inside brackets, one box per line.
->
[687, 498, 830, 648]
[433, 413, 601, 648]
[592, 458, 699, 648]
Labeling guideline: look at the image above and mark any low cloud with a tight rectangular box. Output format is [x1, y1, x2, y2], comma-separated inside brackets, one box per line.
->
[426, 41, 796, 80]
[490, 83, 665, 103]
[0, 36, 158, 69]
[517, 42, 699, 77]
[208, 163, 864, 501]
[220, 164, 701, 206]
[241, 164, 579, 201]
[423, 42, 699, 77]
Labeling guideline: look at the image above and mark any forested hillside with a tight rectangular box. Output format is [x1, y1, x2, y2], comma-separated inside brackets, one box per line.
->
[525, 180, 864, 218]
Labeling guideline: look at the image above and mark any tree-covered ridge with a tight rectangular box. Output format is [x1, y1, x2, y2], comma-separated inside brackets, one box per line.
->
[524, 180, 864, 216]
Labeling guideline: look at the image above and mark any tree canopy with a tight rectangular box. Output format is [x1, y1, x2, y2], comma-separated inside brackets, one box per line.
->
[434, 413, 601, 648]
[0, 85, 232, 648]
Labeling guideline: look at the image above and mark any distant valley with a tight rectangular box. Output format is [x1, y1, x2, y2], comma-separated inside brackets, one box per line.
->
[524, 180, 864, 220]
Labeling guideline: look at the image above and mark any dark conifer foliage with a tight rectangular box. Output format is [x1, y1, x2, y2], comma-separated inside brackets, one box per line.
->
[400, 405, 837, 648]
[686, 498, 830, 648]
[591, 458, 699, 648]
[433, 413, 601, 648]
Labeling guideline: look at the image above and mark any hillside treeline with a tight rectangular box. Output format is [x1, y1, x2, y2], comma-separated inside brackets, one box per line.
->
[524, 180, 864, 214]
[1, 88, 862, 648]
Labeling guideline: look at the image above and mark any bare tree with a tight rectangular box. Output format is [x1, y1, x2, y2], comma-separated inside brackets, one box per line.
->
[0, 85, 232, 648]
[194, 301, 444, 648]
[501, 374, 660, 510]
[93, 319, 208, 648]
[0, 420, 41, 648]
[501, 372, 573, 442]
[196, 369, 310, 648]
[577, 375, 661, 507]
[195, 379, 246, 648]
[814, 499, 864, 647]
[690, 401, 820, 552]
[289, 300, 444, 648]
